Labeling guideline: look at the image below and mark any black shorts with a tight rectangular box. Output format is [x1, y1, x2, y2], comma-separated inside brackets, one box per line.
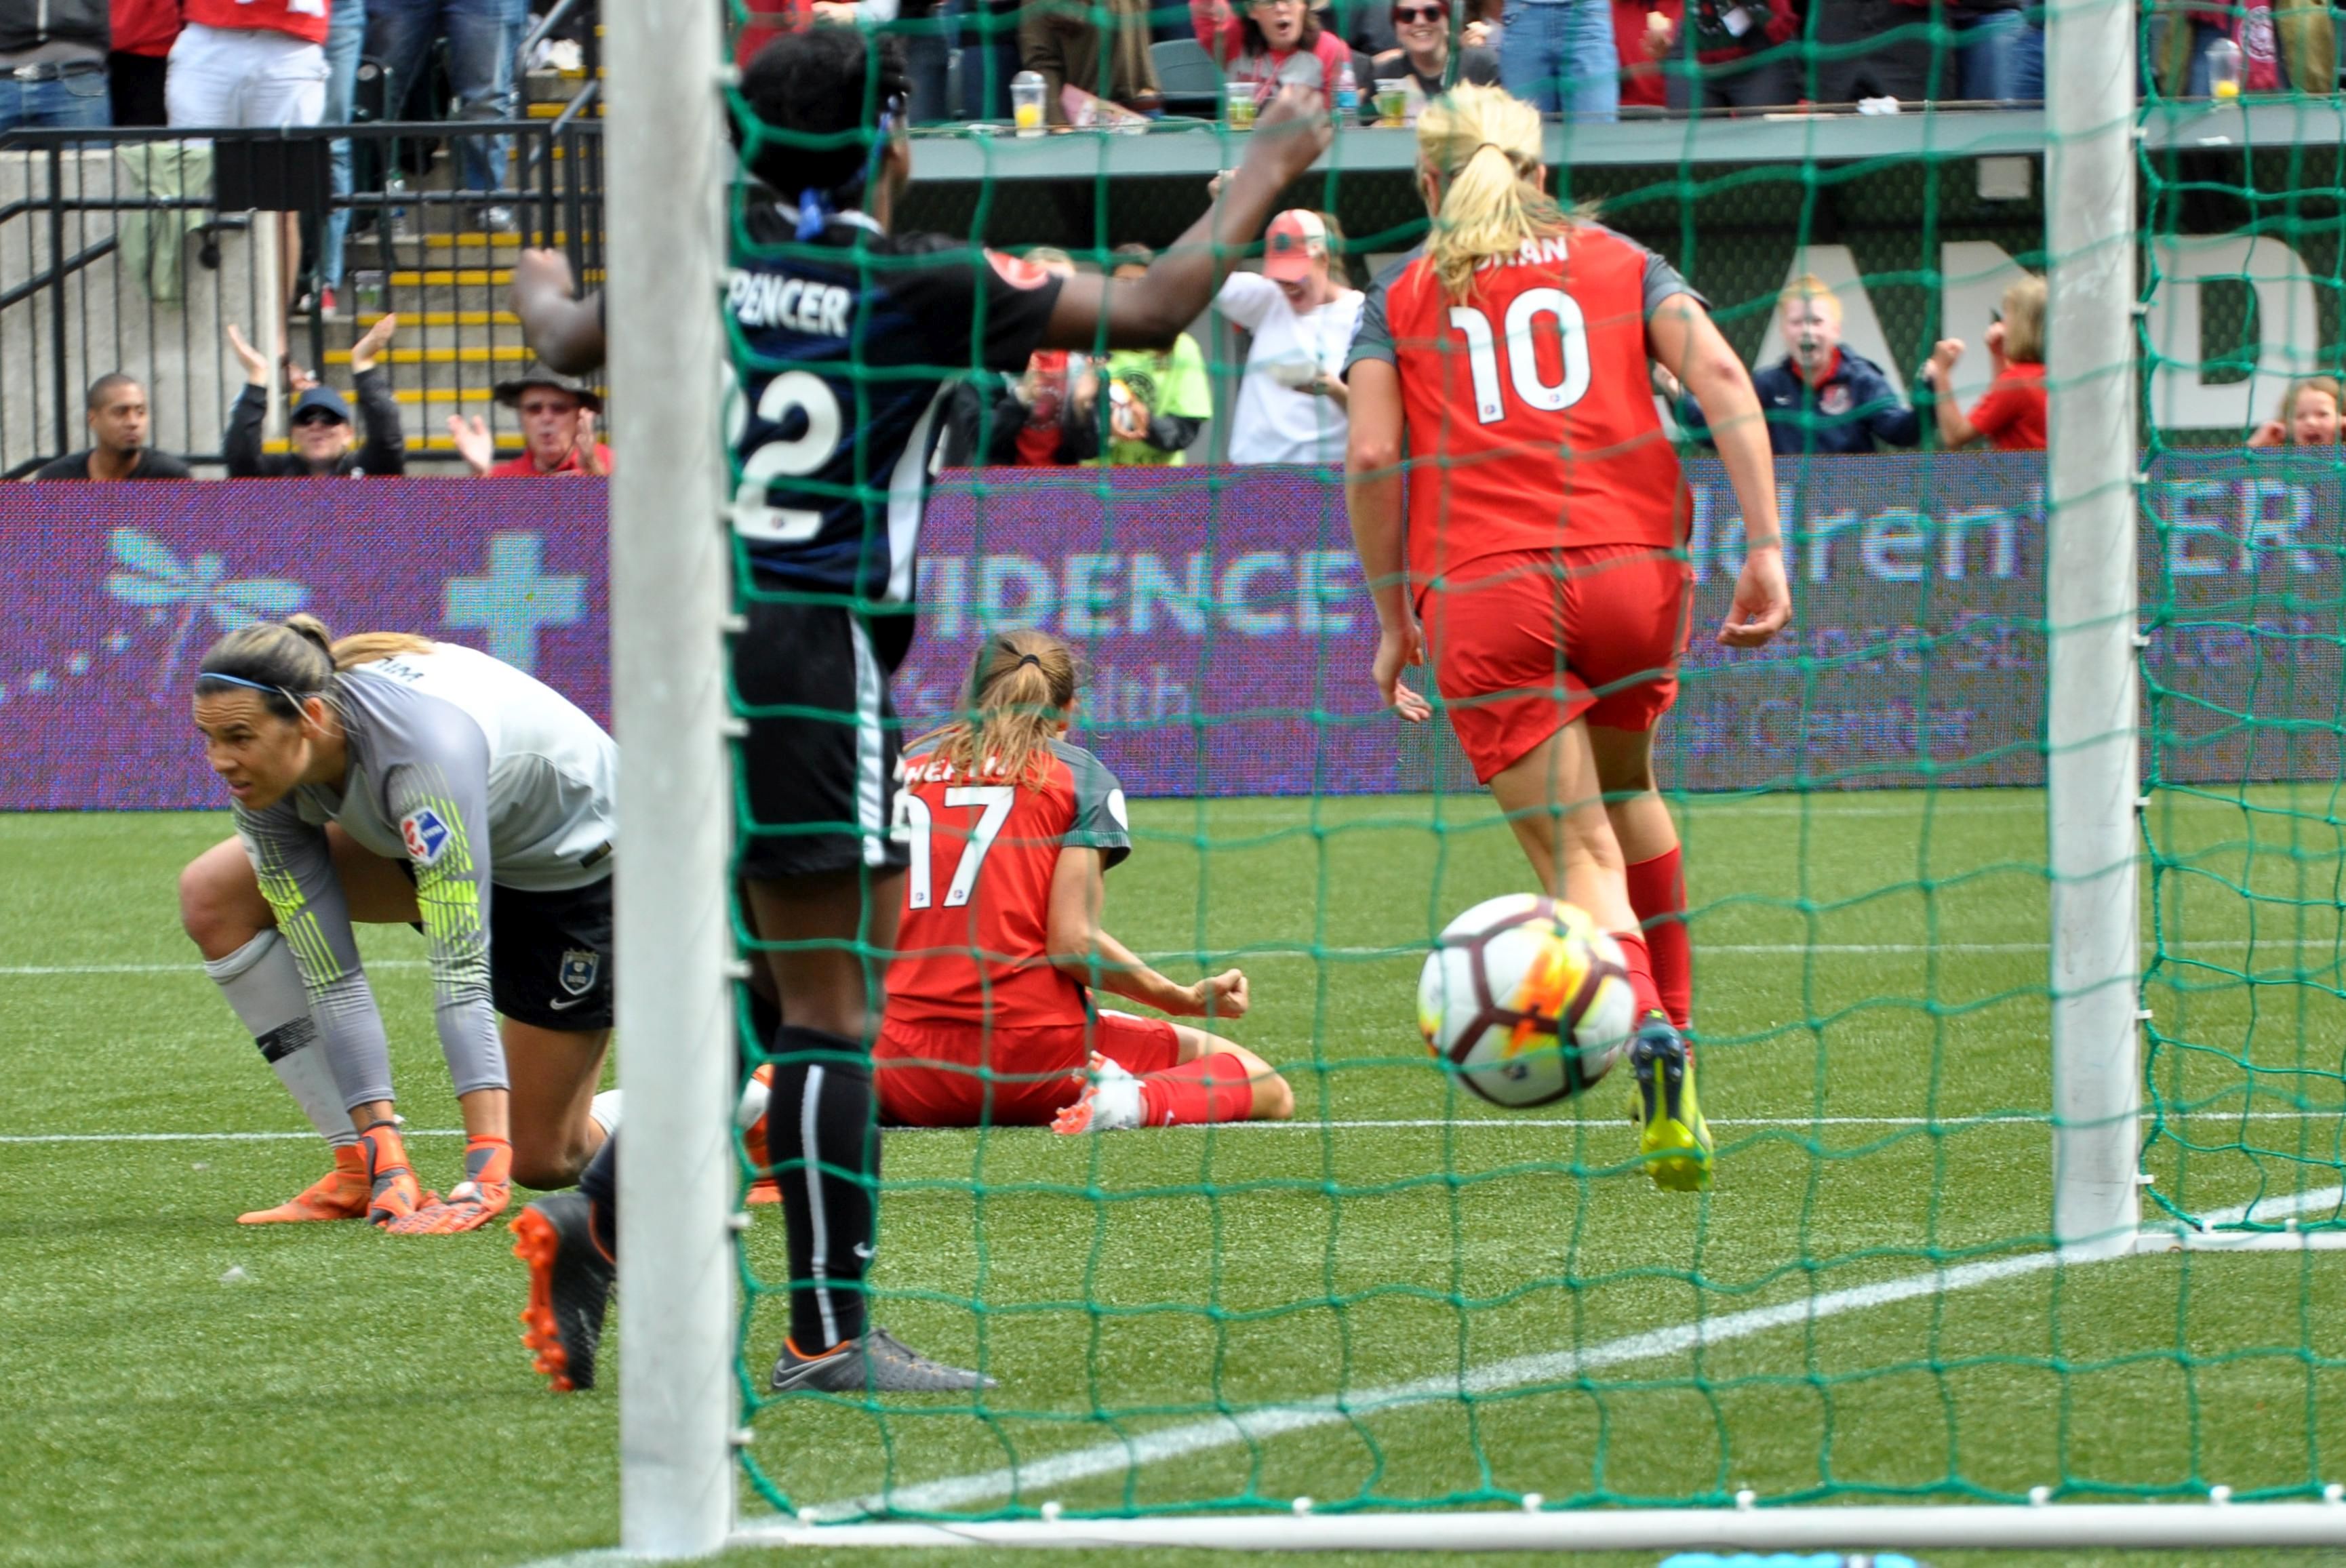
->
[401, 862, 617, 1032]
[732, 594, 913, 883]
[488, 877, 616, 1032]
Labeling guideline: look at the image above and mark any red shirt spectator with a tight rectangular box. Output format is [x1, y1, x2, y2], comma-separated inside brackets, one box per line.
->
[1966, 361, 2048, 451]
[451, 363, 612, 477]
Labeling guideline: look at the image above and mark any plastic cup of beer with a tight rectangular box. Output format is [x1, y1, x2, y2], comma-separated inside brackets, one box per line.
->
[1012, 71, 1048, 135]
[1373, 78, 1408, 124]
[1225, 81, 1257, 129]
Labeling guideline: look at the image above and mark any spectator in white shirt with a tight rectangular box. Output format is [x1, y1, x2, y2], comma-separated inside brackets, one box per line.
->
[1214, 207, 1363, 466]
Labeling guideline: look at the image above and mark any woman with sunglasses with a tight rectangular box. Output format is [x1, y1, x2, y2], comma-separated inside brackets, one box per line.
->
[1192, 0, 1356, 106]
[1370, 0, 1499, 122]
[222, 314, 408, 478]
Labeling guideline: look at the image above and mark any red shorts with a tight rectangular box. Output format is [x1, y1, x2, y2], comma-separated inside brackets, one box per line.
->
[873, 1009, 1184, 1127]
[1418, 544, 1692, 784]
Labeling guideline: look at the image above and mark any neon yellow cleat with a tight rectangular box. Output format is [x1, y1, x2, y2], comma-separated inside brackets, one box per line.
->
[1630, 1015, 1712, 1192]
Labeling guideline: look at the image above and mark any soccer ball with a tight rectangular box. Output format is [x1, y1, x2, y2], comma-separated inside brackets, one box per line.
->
[1416, 893, 1639, 1108]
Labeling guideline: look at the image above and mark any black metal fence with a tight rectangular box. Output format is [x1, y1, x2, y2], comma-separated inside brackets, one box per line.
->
[0, 119, 603, 476]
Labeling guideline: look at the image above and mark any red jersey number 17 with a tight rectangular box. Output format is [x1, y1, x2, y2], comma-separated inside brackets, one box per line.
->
[1446, 287, 1592, 426]
[900, 784, 1016, 909]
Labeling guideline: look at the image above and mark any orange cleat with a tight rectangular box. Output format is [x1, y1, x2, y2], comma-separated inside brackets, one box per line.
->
[238, 1145, 370, 1224]
[742, 1062, 780, 1205]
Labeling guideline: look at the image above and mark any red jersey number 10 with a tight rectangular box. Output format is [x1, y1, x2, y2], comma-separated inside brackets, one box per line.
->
[1446, 287, 1592, 426]
[900, 784, 1016, 909]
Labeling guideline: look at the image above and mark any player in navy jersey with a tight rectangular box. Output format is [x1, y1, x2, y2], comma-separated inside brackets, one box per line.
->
[509, 27, 1332, 1395]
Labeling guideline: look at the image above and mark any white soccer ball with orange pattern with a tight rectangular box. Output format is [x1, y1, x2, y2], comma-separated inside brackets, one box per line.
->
[1416, 893, 1639, 1108]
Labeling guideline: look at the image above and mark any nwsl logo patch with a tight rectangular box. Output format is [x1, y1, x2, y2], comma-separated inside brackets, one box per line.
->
[400, 807, 453, 864]
[559, 948, 601, 997]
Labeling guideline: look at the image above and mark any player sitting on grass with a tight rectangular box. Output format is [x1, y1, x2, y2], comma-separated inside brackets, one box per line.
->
[877, 631, 1294, 1133]
[504, 26, 1329, 1396]
[1343, 84, 1791, 1191]
[182, 616, 619, 1232]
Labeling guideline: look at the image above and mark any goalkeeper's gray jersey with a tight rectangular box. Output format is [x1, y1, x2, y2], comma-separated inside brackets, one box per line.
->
[233, 644, 616, 1099]
[278, 644, 616, 894]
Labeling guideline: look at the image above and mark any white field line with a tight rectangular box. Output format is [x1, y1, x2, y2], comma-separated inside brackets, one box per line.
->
[9, 936, 2346, 978]
[8, 1110, 2346, 1148]
[805, 1182, 2346, 1524]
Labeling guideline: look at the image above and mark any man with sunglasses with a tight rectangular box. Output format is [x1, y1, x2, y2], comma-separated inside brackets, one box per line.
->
[1370, 0, 1497, 120]
[224, 313, 409, 477]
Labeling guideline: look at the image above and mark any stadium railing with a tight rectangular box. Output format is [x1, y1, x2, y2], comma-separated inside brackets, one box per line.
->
[0, 119, 604, 476]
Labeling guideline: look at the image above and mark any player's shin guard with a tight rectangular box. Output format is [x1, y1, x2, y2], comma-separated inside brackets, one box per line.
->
[1138, 1056, 1256, 1127]
[204, 931, 354, 1149]
[1625, 847, 1692, 1030]
[770, 1026, 876, 1354]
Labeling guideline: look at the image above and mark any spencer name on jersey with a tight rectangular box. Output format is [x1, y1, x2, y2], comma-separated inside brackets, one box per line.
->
[726, 203, 1062, 605]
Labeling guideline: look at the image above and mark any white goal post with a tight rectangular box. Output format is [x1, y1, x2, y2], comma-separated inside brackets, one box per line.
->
[597, 0, 2346, 1552]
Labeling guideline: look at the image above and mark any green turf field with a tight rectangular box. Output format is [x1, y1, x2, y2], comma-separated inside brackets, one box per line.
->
[5, 792, 2344, 1567]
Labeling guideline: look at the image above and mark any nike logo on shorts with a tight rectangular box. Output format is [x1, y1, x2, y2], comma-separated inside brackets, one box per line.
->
[548, 994, 596, 1011]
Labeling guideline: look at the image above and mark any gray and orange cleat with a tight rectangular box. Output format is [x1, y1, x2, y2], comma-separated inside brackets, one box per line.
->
[239, 1145, 370, 1224]
[510, 1191, 614, 1392]
[769, 1327, 996, 1394]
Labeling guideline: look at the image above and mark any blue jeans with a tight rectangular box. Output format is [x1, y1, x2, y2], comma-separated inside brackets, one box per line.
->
[960, 15, 1022, 119]
[1953, 8, 2039, 102]
[319, 0, 367, 287]
[1498, 0, 1618, 121]
[366, 0, 526, 196]
[902, 0, 960, 124]
[0, 66, 113, 134]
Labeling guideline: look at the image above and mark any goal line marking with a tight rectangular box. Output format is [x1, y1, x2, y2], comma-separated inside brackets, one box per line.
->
[799, 1182, 2346, 1525]
[5, 1110, 2341, 1146]
[5, 936, 2341, 978]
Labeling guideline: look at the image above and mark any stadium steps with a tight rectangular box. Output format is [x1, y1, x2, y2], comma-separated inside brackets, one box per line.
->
[321, 345, 537, 366]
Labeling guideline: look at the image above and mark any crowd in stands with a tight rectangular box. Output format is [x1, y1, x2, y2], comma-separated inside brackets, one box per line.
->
[35, 236, 2346, 478]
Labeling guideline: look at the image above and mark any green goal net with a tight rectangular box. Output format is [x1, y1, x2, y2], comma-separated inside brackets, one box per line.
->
[707, 0, 2346, 1541]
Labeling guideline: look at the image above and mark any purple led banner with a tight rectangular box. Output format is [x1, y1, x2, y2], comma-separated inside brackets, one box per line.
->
[0, 458, 2332, 809]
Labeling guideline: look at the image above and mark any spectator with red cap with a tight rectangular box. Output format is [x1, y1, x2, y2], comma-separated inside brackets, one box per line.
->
[1215, 207, 1363, 466]
[449, 363, 613, 477]
[1193, 0, 1355, 105]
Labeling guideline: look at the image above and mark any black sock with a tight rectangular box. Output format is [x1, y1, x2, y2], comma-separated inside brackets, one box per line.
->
[578, 1128, 618, 1259]
[770, 1024, 876, 1352]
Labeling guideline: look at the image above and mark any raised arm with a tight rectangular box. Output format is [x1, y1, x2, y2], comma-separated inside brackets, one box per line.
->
[1046, 846, 1247, 1019]
[511, 249, 607, 375]
[1646, 290, 1790, 648]
[1038, 85, 1332, 350]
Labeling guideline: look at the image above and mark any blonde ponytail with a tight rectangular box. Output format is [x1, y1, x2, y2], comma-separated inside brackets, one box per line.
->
[916, 629, 1081, 789]
[1416, 83, 1568, 302]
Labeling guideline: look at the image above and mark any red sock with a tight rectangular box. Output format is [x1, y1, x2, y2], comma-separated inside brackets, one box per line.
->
[1610, 929, 1665, 1021]
[1136, 1056, 1256, 1126]
[1625, 847, 1692, 1029]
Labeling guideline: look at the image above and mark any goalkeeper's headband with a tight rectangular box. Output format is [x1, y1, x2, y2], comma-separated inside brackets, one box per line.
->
[196, 670, 313, 712]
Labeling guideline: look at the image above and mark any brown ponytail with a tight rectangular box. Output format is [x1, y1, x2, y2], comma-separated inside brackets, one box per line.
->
[196, 616, 436, 717]
[916, 628, 1081, 788]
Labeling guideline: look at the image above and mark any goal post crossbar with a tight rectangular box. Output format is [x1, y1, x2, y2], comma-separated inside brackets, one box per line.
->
[730, 1503, 2346, 1553]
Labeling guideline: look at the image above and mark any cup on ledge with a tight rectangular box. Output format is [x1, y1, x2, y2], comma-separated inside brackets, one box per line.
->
[1225, 81, 1258, 129]
[2205, 37, 2242, 100]
[1011, 70, 1048, 135]
[1373, 78, 1409, 125]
